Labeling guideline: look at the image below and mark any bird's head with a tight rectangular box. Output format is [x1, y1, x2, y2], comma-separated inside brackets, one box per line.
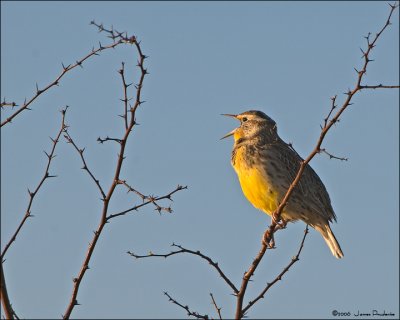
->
[221, 110, 277, 142]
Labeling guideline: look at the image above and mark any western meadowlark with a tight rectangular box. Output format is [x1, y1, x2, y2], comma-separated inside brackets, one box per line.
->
[222, 110, 343, 259]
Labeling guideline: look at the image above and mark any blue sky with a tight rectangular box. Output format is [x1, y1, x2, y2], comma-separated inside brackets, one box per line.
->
[1, 1, 399, 319]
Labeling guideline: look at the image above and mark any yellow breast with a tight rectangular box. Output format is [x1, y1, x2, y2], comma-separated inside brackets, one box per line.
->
[232, 146, 279, 215]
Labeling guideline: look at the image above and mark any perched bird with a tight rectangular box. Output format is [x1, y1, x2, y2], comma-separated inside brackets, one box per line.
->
[222, 110, 343, 259]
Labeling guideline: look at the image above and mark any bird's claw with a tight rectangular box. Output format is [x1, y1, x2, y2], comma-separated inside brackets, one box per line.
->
[272, 212, 287, 229]
[262, 230, 275, 248]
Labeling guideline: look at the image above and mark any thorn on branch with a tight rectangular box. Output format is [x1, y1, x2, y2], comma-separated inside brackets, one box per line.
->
[319, 148, 348, 161]
[62, 62, 71, 71]
[0, 100, 18, 108]
[35, 83, 43, 94]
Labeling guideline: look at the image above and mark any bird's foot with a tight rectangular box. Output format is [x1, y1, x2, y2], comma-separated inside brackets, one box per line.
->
[272, 212, 287, 229]
[262, 230, 275, 248]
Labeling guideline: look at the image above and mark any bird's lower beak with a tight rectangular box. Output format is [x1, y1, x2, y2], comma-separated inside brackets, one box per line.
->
[220, 128, 237, 140]
[221, 113, 239, 140]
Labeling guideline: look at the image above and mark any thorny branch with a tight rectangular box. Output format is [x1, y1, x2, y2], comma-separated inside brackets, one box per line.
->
[163, 292, 209, 320]
[97, 136, 122, 144]
[319, 148, 349, 161]
[359, 84, 400, 89]
[1, 39, 130, 128]
[62, 24, 185, 319]
[119, 62, 131, 130]
[63, 131, 107, 200]
[127, 243, 238, 294]
[1, 107, 68, 261]
[127, 230, 307, 319]
[107, 185, 186, 220]
[1, 100, 17, 108]
[116, 180, 182, 215]
[61, 27, 143, 319]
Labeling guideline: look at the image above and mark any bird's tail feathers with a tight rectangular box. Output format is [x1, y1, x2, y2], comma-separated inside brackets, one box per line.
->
[315, 224, 344, 259]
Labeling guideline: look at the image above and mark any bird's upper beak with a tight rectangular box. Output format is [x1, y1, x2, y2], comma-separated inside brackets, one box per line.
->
[221, 114, 239, 140]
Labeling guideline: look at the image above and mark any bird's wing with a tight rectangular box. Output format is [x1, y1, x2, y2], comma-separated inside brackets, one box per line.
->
[270, 141, 337, 222]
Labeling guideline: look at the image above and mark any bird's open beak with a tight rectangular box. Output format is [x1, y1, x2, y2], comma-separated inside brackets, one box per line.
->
[221, 114, 239, 140]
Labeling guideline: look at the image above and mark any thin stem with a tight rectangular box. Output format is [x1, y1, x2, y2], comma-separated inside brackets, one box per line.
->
[210, 293, 223, 320]
[63, 131, 107, 200]
[163, 292, 209, 320]
[128, 243, 238, 294]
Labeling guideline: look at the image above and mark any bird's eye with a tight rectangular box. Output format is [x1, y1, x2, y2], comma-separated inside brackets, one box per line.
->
[242, 117, 248, 122]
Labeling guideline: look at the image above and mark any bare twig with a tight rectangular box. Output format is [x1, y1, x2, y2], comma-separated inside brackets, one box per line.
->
[91, 21, 140, 45]
[242, 226, 309, 316]
[97, 136, 122, 144]
[107, 185, 186, 219]
[63, 131, 107, 200]
[0, 100, 17, 109]
[118, 179, 147, 200]
[119, 62, 131, 130]
[117, 180, 182, 214]
[128, 243, 238, 294]
[319, 148, 349, 161]
[323, 95, 337, 128]
[210, 293, 223, 320]
[1, 40, 126, 127]
[1, 107, 68, 260]
[359, 84, 400, 89]
[164, 292, 209, 320]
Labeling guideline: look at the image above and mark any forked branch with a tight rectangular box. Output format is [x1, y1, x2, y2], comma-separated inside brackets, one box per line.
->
[242, 226, 309, 316]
